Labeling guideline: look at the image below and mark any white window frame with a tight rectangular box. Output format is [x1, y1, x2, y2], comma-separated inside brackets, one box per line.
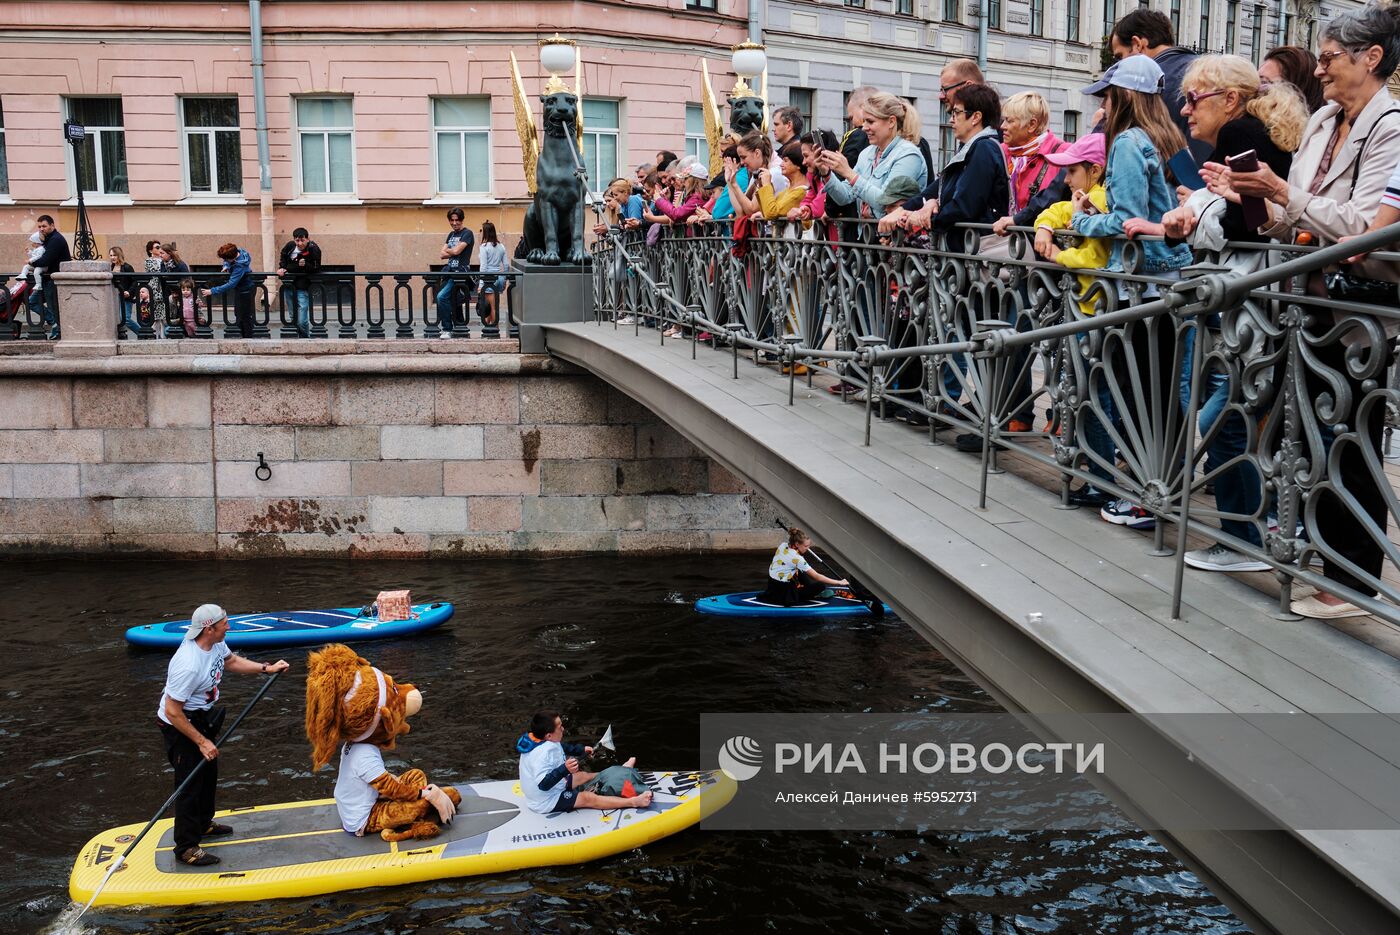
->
[582, 98, 621, 194]
[430, 96, 493, 200]
[0, 101, 9, 203]
[179, 96, 245, 203]
[1225, 0, 1238, 52]
[63, 96, 130, 205]
[685, 103, 710, 168]
[1067, 0, 1082, 43]
[1064, 110, 1081, 143]
[291, 95, 359, 204]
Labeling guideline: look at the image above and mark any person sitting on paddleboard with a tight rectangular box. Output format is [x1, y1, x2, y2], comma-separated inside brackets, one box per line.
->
[157, 603, 290, 866]
[517, 711, 653, 815]
[762, 527, 849, 606]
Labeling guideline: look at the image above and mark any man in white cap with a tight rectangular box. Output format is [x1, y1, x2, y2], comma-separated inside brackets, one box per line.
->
[157, 603, 289, 866]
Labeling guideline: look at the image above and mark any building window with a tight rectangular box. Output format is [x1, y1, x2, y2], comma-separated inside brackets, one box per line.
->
[0, 103, 7, 195]
[845, 0, 865, 7]
[1170, 0, 1181, 39]
[897, 0, 915, 13]
[582, 99, 620, 191]
[944, 0, 960, 24]
[1103, 0, 1116, 42]
[66, 97, 128, 196]
[685, 0, 717, 9]
[789, 88, 814, 136]
[432, 97, 491, 195]
[296, 96, 354, 195]
[181, 98, 242, 197]
[1250, 4, 1263, 65]
[1064, 110, 1080, 142]
[1225, 0, 1238, 51]
[1067, 0, 1081, 42]
[939, 101, 956, 169]
[1200, 0, 1212, 49]
[987, 0, 1002, 29]
[685, 103, 709, 166]
[1030, 0, 1044, 35]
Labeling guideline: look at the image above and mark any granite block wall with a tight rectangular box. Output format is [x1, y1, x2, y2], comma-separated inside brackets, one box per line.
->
[0, 373, 778, 557]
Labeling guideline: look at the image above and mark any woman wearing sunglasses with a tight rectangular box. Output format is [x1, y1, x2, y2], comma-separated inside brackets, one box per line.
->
[1201, 3, 1400, 619]
[1157, 56, 1308, 576]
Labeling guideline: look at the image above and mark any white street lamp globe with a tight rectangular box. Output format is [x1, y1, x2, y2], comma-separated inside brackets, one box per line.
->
[539, 38, 576, 77]
[731, 43, 767, 80]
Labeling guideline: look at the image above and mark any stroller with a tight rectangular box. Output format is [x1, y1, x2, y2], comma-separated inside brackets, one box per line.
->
[0, 278, 31, 339]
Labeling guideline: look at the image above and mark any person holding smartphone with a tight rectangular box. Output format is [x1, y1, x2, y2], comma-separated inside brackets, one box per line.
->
[1157, 55, 1306, 247]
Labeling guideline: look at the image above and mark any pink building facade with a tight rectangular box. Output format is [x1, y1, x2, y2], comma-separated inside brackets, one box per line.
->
[0, 0, 745, 271]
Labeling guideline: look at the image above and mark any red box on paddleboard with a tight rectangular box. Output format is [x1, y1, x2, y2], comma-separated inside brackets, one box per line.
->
[375, 590, 412, 621]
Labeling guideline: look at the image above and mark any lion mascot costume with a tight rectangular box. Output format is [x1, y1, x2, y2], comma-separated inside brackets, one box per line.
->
[306, 643, 460, 842]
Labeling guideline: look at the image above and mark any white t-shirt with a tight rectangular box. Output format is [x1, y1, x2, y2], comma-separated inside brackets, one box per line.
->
[157, 640, 232, 724]
[519, 740, 567, 815]
[335, 742, 389, 834]
[768, 542, 812, 582]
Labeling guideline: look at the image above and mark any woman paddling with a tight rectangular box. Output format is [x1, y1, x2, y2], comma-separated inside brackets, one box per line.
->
[762, 527, 849, 606]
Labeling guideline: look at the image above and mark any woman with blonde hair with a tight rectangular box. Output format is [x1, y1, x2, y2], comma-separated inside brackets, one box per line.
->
[991, 92, 1071, 235]
[1162, 54, 1307, 247]
[816, 90, 928, 219]
[1159, 55, 1307, 576]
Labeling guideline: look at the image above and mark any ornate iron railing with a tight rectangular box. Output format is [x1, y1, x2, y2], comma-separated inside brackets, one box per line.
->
[592, 219, 1400, 626]
[1, 271, 521, 341]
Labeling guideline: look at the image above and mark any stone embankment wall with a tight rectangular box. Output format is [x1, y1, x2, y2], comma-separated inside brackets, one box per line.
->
[0, 369, 778, 557]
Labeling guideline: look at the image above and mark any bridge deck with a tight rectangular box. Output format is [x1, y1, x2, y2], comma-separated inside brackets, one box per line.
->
[543, 321, 1400, 935]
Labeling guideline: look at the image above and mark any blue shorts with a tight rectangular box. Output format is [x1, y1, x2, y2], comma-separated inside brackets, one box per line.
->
[552, 777, 579, 813]
[479, 276, 506, 295]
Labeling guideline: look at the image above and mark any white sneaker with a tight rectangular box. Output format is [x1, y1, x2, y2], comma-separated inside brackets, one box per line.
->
[1183, 543, 1270, 573]
[439, 331, 452, 339]
[617, 315, 636, 325]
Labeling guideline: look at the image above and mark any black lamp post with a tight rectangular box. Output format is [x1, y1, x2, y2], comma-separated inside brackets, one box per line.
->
[64, 120, 98, 261]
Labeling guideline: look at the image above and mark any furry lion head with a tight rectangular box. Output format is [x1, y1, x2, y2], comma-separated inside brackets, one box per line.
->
[305, 643, 422, 771]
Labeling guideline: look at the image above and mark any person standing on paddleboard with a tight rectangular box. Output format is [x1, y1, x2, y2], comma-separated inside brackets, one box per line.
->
[157, 603, 290, 866]
[762, 527, 850, 607]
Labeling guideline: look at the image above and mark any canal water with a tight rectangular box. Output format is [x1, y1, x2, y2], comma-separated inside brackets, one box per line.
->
[2, 555, 1248, 934]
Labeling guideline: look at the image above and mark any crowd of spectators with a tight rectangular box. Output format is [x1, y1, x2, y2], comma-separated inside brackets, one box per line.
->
[594, 3, 1400, 621]
[10, 206, 506, 341]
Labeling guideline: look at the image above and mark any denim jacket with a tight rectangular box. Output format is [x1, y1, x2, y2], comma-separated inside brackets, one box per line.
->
[1071, 127, 1192, 274]
[823, 136, 928, 218]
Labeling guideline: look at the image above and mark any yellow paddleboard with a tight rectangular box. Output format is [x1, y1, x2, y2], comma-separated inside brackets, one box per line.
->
[70, 769, 735, 907]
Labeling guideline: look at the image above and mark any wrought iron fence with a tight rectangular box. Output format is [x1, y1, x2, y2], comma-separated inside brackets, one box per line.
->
[1, 271, 521, 341]
[592, 219, 1400, 626]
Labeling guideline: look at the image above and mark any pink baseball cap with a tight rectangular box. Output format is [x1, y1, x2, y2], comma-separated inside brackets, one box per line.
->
[1044, 133, 1106, 168]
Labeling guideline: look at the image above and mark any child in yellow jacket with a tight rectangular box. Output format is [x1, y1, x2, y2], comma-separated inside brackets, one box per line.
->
[1033, 133, 1109, 316]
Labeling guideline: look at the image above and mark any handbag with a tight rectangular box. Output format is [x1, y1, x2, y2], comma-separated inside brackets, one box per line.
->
[1325, 268, 1399, 305]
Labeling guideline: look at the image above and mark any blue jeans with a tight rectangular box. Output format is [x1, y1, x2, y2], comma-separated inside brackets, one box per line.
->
[293, 289, 310, 336]
[119, 298, 140, 337]
[28, 280, 58, 332]
[1184, 328, 1262, 547]
[1083, 379, 1118, 489]
[435, 280, 460, 334]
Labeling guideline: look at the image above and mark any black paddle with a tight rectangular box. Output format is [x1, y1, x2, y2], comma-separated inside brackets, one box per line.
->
[772, 519, 885, 618]
[75, 670, 284, 920]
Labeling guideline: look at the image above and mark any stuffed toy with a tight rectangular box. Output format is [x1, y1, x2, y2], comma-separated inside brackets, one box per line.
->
[306, 643, 460, 842]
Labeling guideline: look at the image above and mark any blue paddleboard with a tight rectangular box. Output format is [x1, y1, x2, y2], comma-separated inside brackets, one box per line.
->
[124, 602, 454, 649]
[694, 591, 889, 618]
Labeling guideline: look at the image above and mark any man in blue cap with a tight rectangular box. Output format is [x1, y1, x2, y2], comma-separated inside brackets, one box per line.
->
[156, 603, 289, 865]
